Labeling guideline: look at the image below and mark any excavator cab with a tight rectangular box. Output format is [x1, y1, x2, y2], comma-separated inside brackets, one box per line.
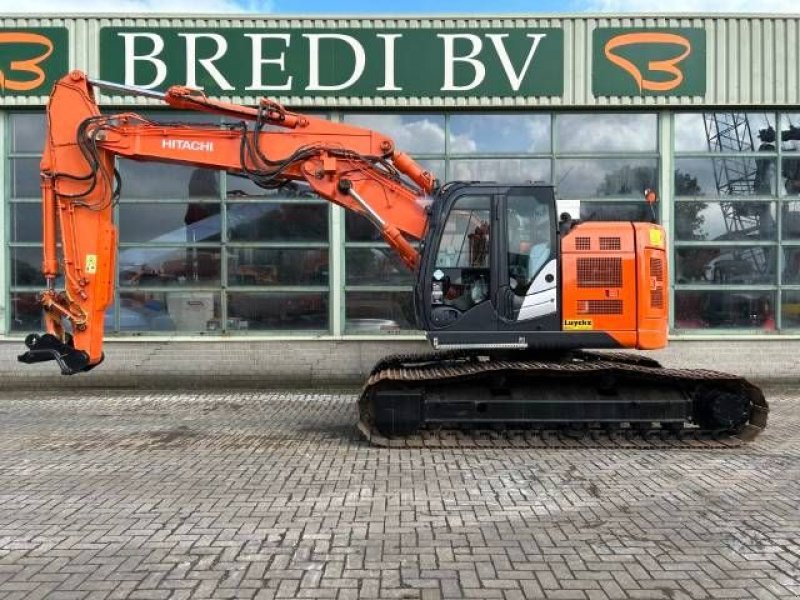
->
[416, 184, 561, 349]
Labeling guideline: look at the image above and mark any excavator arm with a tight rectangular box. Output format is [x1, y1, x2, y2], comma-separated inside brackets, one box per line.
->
[19, 70, 433, 374]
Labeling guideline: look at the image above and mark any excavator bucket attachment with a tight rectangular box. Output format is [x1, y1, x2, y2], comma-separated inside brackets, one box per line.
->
[17, 333, 98, 375]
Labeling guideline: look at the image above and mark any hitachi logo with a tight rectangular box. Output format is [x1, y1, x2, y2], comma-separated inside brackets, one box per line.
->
[161, 139, 214, 152]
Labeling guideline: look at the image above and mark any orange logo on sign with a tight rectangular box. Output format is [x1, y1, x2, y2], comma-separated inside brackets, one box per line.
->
[604, 32, 691, 92]
[0, 32, 54, 92]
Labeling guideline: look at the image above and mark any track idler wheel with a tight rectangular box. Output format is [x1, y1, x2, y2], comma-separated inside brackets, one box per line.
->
[692, 386, 752, 431]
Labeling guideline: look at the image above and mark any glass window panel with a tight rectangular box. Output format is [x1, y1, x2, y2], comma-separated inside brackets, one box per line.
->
[578, 201, 656, 223]
[11, 158, 40, 197]
[557, 114, 657, 153]
[449, 159, 550, 184]
[675, 113, 777, 153]
[345, 291, 416, 332]
[780, 113, 800, 151]
[227, 203, 328, 242]
[119, 247, 221, 287]
[346, 212, 381, 243]
[674, 201, 776, 242]
[674, 290, 775, 330]
[227, 292, 328, 331]
[228, 248, 329, 286]
[118, 164, 219, 200]
[346, 248, 414, 286]
[782, 158, 800, 196]
[783, 247, 800, 284]
[675, 247, 776, 285]
[782, 291, 800, 328]
[556, 159, 657, 198]
[783, 201, 800, 240]
[9, 292, 42, 332]
[118, 203, 221, 243]
[11, 113, 47, 153]
[118, 291, 220, 332]
[343, 114, 446, 154]
[10, 247, 45, 287]
[226, 176, 318, 199]
[10, 202, 42, 243]
[449, 114, 550, 153]
[674, 158, 777, 197]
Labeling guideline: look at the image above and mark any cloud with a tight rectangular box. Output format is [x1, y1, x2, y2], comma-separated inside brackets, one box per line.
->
[0, 0, 271, 12]
[581, 0, 798, 11]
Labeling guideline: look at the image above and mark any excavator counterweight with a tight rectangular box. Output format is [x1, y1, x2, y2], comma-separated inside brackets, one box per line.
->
[17, 71, 768, 447]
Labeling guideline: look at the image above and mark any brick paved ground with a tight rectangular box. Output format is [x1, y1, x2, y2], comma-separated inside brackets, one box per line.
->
[0, 387, 798, 600]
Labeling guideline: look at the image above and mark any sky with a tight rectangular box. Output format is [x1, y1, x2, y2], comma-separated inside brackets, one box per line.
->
[0, 0, 798, 13]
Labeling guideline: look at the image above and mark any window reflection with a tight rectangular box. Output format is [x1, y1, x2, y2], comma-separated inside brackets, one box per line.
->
[227, 292, 328, 330]
[10, 293, 42, 332]
[782, 248, 800, 284]
[675, 247, 775, 285]
[675, 157, 777, 198]
[782, 291, 800, 328]
[119, 203, 222, 243]
[578, 201, 655, 222]
[343, 114, 446, 154]
[345, 291, 416, 332]
[557, 114, 657, 152]
[228, 249, 328, 286]
[119, 248, 221, 287]
[227, 203, 328, 242]
[118, 164, 219, 200]
[783, 202, 800, 240]
[782, 158, 800, 196]
[449, 114, 550, 153]
[675, 290, 775, 330]
[11, 114, 46, 153]
[346, 248, 413, 286]
[11, 247, 46, 287]
[118, 292, 220, 332]
[675, 113, 776, 153]
[12, 158, 40, 197]
[449, 159, 550, 184]
[556, 159, 657, 198]
[10, 203, 42, 243]
[674, 201, 776, 242]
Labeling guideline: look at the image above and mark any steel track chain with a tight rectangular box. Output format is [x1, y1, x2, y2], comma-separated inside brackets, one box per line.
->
[357, 351, 769, 450]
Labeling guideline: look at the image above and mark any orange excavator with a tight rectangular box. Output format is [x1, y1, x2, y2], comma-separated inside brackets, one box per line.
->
[18, 71, 767, 446]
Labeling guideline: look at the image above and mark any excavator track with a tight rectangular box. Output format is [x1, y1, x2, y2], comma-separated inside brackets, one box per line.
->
[357, 351, 769, 449]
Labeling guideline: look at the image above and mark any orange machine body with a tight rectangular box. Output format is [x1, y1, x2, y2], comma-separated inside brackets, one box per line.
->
[561, 222, 668, 350]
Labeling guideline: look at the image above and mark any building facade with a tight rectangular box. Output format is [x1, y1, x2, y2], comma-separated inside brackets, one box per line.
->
[2, 14, 800, 345]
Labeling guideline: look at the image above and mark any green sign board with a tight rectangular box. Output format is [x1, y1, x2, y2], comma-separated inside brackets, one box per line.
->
[0, 27, 69, 96]
[593, 28, 705, 97]
[99, 27, 564, 98]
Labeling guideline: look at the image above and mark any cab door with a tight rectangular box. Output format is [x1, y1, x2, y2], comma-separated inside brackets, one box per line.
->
[496, 186, 560, 332]
[426, 192, 497, 331]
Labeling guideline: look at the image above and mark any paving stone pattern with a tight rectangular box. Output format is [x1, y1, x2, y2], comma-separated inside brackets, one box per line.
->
[0, 387, 798, 599]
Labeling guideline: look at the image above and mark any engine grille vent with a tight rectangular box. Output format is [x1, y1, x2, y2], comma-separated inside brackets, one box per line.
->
[577, 257, 623, 288]
[577, 300, 623, 315]
[575, 237, 591, 251]
[650, 290, 664, 309]
[599, 237, 622, 251]
[650, 257, 664, 282]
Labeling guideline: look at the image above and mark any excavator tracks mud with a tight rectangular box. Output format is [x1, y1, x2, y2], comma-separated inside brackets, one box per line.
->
[358, 351, 769, 449]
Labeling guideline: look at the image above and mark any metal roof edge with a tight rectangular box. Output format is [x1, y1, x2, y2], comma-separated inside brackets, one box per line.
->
[1, 12, 800, 19]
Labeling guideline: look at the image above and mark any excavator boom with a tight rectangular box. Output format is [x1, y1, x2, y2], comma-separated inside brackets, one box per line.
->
[20, 71, 433, 372]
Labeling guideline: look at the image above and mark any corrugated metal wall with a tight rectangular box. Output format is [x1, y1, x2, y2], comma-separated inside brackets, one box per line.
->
[0, 14, 798, 107]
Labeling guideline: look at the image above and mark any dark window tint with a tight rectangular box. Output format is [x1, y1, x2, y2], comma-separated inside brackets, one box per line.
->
[119, 248, 222, 287]
[674, 290, 775, 330]
[227, 203, 328, 243]
[675, 247, 776, 285]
